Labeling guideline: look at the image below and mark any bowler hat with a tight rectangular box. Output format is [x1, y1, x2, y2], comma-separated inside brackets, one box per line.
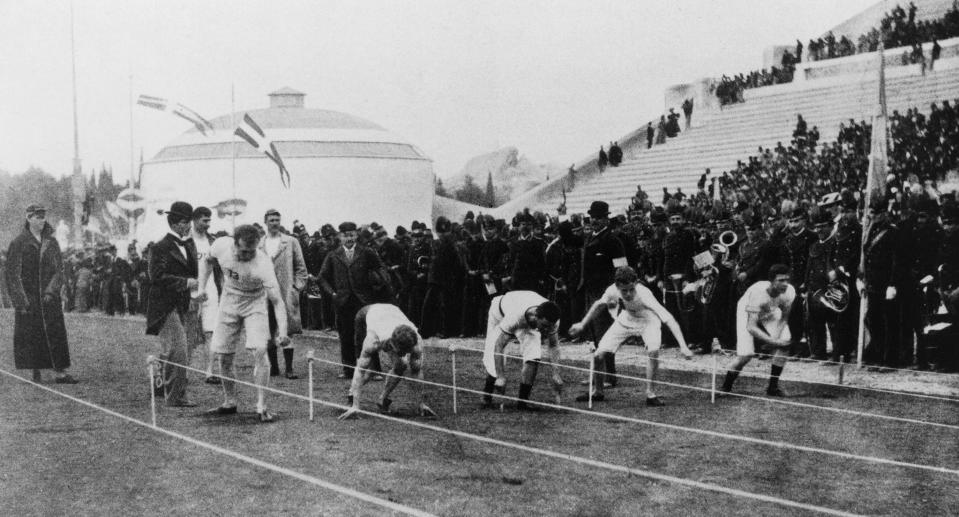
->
[587, 201, 610, 218]
[395, 226, 408, 237]
[165, 201, 194, 220]
[338, 221, 358, 233]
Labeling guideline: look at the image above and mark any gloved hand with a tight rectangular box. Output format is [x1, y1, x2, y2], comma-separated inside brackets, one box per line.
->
[885, 286, 897, 300]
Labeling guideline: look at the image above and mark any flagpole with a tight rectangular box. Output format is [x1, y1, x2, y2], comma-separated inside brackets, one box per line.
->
[231, 82, 237, 230]
[857, 35, 889, 368]
[129, 74, 135, 187]
[70, 0, 85, 248]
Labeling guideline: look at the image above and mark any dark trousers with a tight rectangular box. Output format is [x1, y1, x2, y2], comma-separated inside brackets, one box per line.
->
[788, 294, 807, 356]
[830, 291, 859, 361]
[864, 292, 902, 367]
[552, 288, 573, 338]
[461, 276, 486, 337]
[579, 288, 616, 385]
[407, 279, 427, 327]
[663, 289, 690, 347]
[336, 299, 363, 377]
[420, 284, 450, 338]
[321, 292, 335, 330]
[806, 295, 835, 357]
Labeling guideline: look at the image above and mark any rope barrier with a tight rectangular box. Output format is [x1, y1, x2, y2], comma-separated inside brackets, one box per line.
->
[157, 356, 959, 476]
[564, 346, 959, 402]
[462, 346, 959, 406]
[748, 350, 959, 377]
[546, 345, 959, 403]
[147, 358, 864, 516]
[0, 366, 435, 517]
[452, 347, 959, 430]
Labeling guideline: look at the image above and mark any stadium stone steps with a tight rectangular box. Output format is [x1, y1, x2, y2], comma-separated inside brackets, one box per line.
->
[537, 65, 959, 215]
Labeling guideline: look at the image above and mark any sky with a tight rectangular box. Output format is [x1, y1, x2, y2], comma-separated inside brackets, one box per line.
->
[0, 0, 879, 183]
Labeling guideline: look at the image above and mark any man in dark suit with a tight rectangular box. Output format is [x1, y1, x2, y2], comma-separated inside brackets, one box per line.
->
[860, 199, 903, 369]
[146, 201, 200, 407]
[420, 216, 463, 338]
[577, 201, 628, 387]
[319, 221, 387, 379]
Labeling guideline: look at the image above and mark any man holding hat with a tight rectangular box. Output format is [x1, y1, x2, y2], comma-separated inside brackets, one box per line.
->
[146, 201, 199, 406]
[5, 204, 77, 384]
[577, 200, 628, 387]
[319, 221, 387, 379]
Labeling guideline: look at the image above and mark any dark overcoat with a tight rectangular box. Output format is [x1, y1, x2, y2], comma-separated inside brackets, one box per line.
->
[4, 222, 70, 370]
[145, 233, 198, 335]
[318, 245, 386, 308]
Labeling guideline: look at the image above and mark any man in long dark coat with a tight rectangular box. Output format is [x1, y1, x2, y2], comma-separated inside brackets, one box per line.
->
[578, 201, 628, 386]
[420, 217, 463, 338]
[146, 201, 200, 406]
[5, 204, 76, 383]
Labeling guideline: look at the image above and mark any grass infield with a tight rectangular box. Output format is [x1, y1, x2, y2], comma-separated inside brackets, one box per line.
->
[1, 310, 958, 516]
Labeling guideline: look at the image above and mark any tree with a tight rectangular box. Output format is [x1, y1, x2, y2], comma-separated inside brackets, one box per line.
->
[485, 171, 496, 207]
[435, 177, 448, 197]
[454, 174, 486, 205]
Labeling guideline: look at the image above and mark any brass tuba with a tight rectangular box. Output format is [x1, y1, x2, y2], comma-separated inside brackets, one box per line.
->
[710, 230, 738, 263]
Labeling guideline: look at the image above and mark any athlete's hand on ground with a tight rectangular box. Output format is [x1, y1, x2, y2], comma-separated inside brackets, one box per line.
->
[338, 406, 361, 420]
[494, 376, 506, 388]
[419, 403, 437, 417]
[680, 347, 694, 359]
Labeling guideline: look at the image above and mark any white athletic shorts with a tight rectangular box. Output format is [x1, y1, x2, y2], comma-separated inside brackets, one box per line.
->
[482, 305, 542, 378]
[595, 320, 662, 354]
[210, 309, 270, 354]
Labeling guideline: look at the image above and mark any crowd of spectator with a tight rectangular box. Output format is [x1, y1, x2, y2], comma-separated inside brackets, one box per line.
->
[714, 2, 959, 107]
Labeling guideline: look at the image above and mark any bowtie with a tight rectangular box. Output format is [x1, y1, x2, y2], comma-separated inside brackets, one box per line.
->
[171, 235, 192, 247]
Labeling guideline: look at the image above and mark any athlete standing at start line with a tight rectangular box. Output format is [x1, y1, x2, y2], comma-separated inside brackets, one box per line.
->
[197, 224, 290, 422]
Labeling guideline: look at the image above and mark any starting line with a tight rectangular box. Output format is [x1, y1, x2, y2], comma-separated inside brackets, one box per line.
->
[153, 356, 870, 515]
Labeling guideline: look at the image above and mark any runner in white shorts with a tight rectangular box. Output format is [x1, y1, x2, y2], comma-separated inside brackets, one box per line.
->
[481, 291, 563, 411]
[571, 266, 692, 406]
[196, 224, 289, 422]
[338, 303, 436, 419]
[721, 264, 795, 397]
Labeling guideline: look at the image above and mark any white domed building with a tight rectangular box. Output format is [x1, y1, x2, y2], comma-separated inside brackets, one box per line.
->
[139, 87, 434, 238]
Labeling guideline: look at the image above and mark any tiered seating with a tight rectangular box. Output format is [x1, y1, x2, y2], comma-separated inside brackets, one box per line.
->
[535, 64, 959, 215]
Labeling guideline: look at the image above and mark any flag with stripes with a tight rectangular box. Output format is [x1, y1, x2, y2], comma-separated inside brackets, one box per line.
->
[137, 94, 215, 136]
[234, 113, 291, 188]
